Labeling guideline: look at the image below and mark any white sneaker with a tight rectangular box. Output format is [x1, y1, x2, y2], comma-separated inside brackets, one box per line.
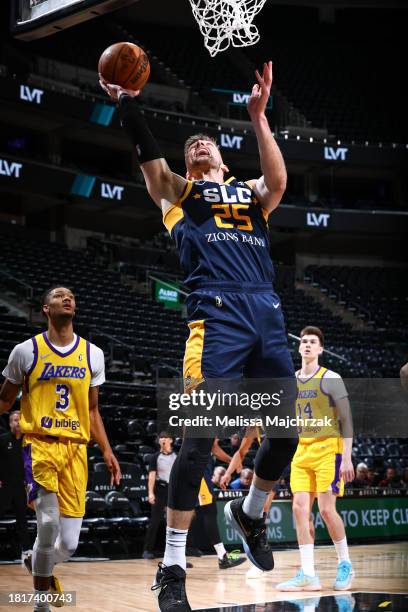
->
[246, 565, 265, 579]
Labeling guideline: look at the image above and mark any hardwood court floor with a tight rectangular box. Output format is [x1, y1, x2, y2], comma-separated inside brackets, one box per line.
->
[1, 542, 407, 610]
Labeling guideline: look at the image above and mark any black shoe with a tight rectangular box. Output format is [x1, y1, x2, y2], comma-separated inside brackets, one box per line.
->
[143, 550, 156, 559]
[218, 551, 246, 570]
[224, 498, 273, 571]
[152, 563, 192, 611]
[185, 547, 202, 557]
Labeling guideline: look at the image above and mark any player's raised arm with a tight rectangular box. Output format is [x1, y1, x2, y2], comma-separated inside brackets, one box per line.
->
[99, 78, 187, 210]
[247, 61, 287, 213]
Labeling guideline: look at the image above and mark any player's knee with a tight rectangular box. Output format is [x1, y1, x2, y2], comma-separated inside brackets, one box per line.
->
[185, 448, 210, 487]
[58, 532, 80, 557]
[37, 514, 59, 547]
[319, 506, 336, 523]
[174, 441, 213, 487]
[36, 502, 60, 547]
[292, 499, 309, 520]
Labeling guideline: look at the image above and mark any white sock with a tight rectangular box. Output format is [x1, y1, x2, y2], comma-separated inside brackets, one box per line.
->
[242, 484, 268, 519]
[33, 589, 50, 610]
[162, 527, 188, 570]
[214, 542, 227, 560]
[299, 543, 315, 577]
[334, 536, 350, 563]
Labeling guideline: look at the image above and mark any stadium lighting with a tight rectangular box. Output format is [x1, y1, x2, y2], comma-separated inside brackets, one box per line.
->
[309, 137, 313, 142]
[296, 135, 300, 140]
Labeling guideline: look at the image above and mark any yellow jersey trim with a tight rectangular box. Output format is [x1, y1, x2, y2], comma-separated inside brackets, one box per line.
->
[163, 206, 184, 234]
[184, 319, 205, 392]
[224, 176, 235, 185]
[172, 180, 193, 208]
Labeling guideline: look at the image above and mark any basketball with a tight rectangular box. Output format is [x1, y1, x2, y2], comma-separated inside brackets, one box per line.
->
[98, 42, 150, 91]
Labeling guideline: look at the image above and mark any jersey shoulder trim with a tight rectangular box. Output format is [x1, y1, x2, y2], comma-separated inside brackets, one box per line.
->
[224, 176, 236, 185]
[171, 180, 193, 208]
[26, 337, 39, 378]
[86, 341, 93, 376]
[163, 205, 184, 234]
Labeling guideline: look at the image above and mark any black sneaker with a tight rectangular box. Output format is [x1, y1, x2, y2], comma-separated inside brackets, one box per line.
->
[218, 550, 246, 570]
[224, 498, 273, 571]
[151, 563, 192, 611]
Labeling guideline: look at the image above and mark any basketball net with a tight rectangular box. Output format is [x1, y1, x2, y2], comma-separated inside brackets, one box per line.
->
[188, 0, 267, 57]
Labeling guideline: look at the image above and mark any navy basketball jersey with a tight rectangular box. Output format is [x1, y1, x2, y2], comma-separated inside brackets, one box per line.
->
[163, 177, 275, 288]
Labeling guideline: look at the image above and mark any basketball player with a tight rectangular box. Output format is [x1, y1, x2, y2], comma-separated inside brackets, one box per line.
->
[0, 287, 121, 611]
[100, 61, 297, 611]
[276, 326, 355, 592]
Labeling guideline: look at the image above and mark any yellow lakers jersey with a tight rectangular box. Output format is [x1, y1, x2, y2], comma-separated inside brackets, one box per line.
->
[296, 366, 342, 446]
[20, 333, 92, 441]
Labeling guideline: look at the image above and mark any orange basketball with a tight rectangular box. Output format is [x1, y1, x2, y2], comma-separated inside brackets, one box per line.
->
[98, 42, 150, 92]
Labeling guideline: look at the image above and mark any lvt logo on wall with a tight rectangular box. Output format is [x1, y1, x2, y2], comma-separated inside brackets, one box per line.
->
[306, 212, 330, 228]
[20, 85, 44, 105]
[0, 159, 23, 178]
[220, 134, 244, 150]
[324, 146, 349, 161]
[101, 183, 124, 200]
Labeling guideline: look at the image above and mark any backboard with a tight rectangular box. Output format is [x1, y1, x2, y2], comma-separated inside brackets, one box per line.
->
[11, 0, 139, 40]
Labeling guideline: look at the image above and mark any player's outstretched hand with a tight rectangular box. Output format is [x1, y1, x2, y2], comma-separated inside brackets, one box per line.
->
[247, 60, 273, 120]
[103, 449, 122, 486]
[219, 472, 231, 490]
[99, 74, 140, 101]
[340, 457, 355, 484]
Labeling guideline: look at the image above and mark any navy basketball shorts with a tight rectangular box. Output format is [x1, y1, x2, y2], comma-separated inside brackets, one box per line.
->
[184, 281, 295, 384]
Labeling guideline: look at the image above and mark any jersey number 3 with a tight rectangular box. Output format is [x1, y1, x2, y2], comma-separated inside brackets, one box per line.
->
[56, 384, 70, 411]
[212, 204, 253, 231]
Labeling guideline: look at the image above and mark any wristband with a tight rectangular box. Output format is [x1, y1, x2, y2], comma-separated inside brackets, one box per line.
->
[118, 95, 162, 164]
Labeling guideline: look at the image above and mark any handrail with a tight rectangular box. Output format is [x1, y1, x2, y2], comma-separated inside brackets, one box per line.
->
[0, 269, 34, 298]
[304, 272, 372, 323]
[89, 329, 134, 351]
